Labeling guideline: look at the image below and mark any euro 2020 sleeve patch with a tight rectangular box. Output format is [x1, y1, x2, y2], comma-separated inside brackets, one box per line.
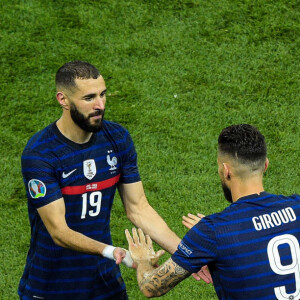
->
[28, 179, 47, 198]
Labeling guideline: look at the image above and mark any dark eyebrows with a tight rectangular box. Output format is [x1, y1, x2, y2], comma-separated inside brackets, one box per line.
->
[82, 89, 107, 99]
[82, 93, 96, 99]
[100, 89, 107, 96]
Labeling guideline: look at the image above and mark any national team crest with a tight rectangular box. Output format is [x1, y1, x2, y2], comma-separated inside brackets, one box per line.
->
[28, 179, 46, 199]
[83, 159, 96, 180]
[107, 154, 117, 171]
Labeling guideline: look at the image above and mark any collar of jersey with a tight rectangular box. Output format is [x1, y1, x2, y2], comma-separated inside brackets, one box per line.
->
[52, 121, 98, 150]
[236, 191, 270, 203]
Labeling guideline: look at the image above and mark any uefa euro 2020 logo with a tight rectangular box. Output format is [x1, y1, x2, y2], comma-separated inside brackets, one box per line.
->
[28, 179, 47, 199]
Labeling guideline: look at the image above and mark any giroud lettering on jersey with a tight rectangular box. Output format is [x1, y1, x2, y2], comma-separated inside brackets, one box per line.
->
[252, 207, 296, 231]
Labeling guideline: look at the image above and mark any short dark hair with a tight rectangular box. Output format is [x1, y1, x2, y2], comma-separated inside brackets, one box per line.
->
[55, 61, 100, 89]
[218, 124, 267, 167]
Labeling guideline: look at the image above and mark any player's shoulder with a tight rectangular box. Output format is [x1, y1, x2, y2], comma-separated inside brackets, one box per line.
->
[202, 202, 244, 226]
[257, 192, 300, 205]
[273, 193, 300, 209]
[208, 192, 300, 221]
[202, 210, 227, 226]
[278, 193, 300, 201]
[22, 122, 57, 156]
[102, 120, 128, 133]
[292, 194, 300, 200]
[101, 120, 132, 143]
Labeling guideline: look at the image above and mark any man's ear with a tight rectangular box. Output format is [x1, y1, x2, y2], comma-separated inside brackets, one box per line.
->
[222, 163, 231, 179]
[56, 92, 69, 110]
[264, 158, 269, 172]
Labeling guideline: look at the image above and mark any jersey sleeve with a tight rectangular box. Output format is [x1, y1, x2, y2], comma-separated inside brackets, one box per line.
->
[171, 217, 217, 273]
[118, 129, 141, 184]
[21, 150, 62, 208]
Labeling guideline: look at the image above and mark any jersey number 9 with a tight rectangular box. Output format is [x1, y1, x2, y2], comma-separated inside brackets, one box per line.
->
[267, 234, 300, 300]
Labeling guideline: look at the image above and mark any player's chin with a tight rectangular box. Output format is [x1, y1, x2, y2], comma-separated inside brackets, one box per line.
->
[89, 120, 103, 131]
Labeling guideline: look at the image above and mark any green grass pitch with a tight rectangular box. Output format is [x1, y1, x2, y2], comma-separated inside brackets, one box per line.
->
[0, 0, 299, 299]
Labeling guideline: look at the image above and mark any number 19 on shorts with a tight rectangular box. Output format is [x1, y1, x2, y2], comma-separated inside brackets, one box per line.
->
[81, 191, 102, 219]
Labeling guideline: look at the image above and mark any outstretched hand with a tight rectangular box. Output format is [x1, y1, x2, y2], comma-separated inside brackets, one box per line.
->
[125, 228, 165, 266]
[182, 213, 205, 229]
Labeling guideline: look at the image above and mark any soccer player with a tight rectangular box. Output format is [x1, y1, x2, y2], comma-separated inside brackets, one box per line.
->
[126, 124, 300, 299]
[18, 61, 184, 300]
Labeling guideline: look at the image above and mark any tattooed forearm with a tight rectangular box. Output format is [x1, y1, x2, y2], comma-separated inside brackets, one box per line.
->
[160, 262, 189, 289]
[157, 262, 172, 277]
[137, 258, 190, 297]
[174, 262, 188, 275]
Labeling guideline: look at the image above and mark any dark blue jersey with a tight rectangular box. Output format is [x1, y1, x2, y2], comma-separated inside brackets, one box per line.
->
[19, 120, 140, 300]
[172, 192, 300, 300]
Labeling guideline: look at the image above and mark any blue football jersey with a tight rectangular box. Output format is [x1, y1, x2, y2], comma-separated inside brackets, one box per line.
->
[19, 120, 140, 300]
[172, 192, 300, 300]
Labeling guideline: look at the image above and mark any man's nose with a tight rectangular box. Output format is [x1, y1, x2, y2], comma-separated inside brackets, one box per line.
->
[94, 97, 105, 110]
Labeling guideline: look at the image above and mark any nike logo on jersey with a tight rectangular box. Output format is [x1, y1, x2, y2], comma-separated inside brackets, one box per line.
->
[62, 169, 77, 178]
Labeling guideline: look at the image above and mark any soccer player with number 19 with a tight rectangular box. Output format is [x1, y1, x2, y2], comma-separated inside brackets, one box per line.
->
[18, 61, 184, 300]
[126, 124, 300, 300]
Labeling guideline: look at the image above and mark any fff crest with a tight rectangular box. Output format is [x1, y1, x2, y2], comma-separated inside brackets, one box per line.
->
[107, 154, 117, 171]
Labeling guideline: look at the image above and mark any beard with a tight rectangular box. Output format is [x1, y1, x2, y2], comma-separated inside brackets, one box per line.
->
[221, 181, 233, 203]
[70, 103, 105, 133]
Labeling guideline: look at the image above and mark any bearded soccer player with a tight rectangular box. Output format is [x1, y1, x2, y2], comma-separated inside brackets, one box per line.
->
[126, 124, 300, 299]
[19, 61, 192, 300]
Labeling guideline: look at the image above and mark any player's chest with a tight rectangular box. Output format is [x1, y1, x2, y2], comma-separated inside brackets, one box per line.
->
[56, 144, 120, 189]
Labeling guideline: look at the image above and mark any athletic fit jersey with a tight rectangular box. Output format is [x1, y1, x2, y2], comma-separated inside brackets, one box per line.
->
[172, 192, 300, 300]
[18, 120, 140, 300]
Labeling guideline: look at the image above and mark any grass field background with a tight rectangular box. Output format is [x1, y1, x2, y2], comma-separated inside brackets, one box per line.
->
[0, 0, 299, 299]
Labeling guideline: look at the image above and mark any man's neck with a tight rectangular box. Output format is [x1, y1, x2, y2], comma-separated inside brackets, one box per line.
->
[231, 176, 265, 203]
[56, 117, 93, 144]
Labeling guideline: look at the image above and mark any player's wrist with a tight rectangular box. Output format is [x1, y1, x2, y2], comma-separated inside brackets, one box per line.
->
[121, 248, 134, 268]
[102, 245, 116, 260]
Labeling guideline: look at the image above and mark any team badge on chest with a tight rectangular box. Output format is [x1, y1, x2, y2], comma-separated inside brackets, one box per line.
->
[83, 159, 97, 180]
[107, 154, 117, 171]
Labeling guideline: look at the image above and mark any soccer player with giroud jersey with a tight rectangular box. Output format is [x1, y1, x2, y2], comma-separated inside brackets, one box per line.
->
[125, 124, 300, 300]
[18, 61, 186, 300]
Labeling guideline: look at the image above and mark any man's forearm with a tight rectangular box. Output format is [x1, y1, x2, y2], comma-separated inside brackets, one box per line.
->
[51, 226, 107, 256]
[37, 200, 109, 257]
[135, 258, 190, 298]
[118, 181, 180, 253]
[136, 262, 160, 297]
[128, 203, 180, 254]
